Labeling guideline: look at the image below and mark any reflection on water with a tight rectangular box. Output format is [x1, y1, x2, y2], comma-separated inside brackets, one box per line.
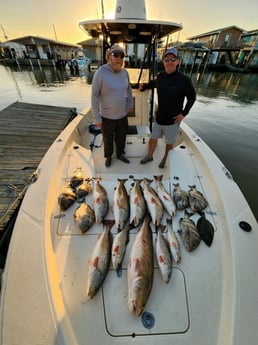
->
[0, 64, 258, 221]
[16, 65, 95, 87]
[2, 64, 258, 104]
[191, 71, 258, 104]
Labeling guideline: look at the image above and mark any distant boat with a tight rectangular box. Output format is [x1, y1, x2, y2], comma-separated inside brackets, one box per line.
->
[1, 1, 258, 345]
[65, 56, 92, 72]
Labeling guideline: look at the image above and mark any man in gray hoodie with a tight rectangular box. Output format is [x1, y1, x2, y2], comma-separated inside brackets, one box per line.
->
[91, 44, 133, 167]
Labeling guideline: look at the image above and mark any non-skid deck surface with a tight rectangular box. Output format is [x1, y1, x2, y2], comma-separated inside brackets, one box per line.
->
[50, 136, 221, 342]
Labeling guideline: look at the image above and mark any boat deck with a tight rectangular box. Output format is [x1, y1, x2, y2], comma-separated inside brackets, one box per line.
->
[1, 112, 258, 345]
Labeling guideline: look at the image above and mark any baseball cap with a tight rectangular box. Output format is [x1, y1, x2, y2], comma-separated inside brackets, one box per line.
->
[110, 44, 125, 54]
[164, 47, 178, 58]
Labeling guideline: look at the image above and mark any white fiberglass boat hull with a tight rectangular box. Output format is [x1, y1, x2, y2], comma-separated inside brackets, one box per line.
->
[0, 110, 257, 345]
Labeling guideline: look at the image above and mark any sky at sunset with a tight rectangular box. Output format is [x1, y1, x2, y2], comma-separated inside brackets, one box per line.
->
[1, 0, 257, 44]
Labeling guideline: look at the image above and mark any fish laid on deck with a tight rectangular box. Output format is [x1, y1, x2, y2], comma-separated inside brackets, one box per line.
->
[70, 167, 84, 188]
[188, 185, 208, 212]
[92, 178, 109, 224]
[73, 203, 95, 233]
[197, 211, 215, 247]
[85, 224, 112, 300]
[127, 216, 154, 316]
[166, 218, 181, 264]
[111, 222, 131, 271]
[153, 175, 176, 217]
[58, 184, 76, 211]
[173, 183, 189, 210]
[155, 224, 172, 283]
[142, 178, 163, 228]
[129, 179, 146, 228]
[76, 178, 92, 200]
[113, 179, 130, 230]
[179, 210, 201, 252]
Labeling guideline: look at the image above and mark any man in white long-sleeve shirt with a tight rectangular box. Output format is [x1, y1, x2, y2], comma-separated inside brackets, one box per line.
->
[91, 44, 133, 167]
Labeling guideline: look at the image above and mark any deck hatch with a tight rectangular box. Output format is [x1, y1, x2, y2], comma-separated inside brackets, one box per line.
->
[103, 267, 189, 336]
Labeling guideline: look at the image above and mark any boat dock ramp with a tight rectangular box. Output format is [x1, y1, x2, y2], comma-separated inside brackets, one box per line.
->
[0, 102, 77, 267]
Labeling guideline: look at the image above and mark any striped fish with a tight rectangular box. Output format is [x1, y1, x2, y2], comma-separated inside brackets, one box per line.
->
[188, 185, 208, 213]
[179, 210, 201, 252]
[173, 183, 189, 210]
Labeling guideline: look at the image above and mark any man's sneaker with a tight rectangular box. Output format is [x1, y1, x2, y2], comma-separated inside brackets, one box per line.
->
[105, 157, 112, 167]
[140, 156, 153, 164]
[159, 158, 166, 168]
[117, 155, 130, 164]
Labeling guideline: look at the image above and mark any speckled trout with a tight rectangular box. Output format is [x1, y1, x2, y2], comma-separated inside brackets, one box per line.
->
[127, 216, 154, 316]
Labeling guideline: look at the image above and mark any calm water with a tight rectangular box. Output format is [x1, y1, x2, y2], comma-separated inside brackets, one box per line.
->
[0, 64, 258, 221]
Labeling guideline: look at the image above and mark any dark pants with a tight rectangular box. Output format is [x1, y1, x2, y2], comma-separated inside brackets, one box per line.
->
[101, 116, 128, 158]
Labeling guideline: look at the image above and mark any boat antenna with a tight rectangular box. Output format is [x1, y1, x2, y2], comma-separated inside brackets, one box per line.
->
[52, 24, 58, 40]
[101, 0, 105, 19]
[1, 25, 8, 40]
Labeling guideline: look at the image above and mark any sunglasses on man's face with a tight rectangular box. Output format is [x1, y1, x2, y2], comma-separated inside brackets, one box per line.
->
[111, 52, 125, 58]
[163, 57, 177, 62]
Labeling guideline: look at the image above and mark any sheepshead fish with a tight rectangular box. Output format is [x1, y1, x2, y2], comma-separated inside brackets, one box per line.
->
[154, 175, 176, 217]
[129, 179, 146, 228]
[127, 216, 154, 316]
[74, 203, 95, 233]
[166, 218, 181, 264]
[58, 184, 76, 211]
[188, 185, 208, 213]
[173, 183, 189, 210]
[111, 223, 131, 271]
[179, 210, 201, 252]
[86, 224, 112, 299]
[76, 178, 92, 200]
[156, 224, 172, 283]
[92, 178, 109, 224]
[70, 167, 84, 188]
[142, 178, 163, 229]
[197, 211, 214, 247]
[113, 179, 130, 230]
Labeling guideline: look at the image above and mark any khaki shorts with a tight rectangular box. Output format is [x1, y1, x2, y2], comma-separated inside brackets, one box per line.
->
[150, 122, 180, 144]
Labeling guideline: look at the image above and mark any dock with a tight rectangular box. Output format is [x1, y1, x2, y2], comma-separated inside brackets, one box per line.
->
[0, 102, 77, 239]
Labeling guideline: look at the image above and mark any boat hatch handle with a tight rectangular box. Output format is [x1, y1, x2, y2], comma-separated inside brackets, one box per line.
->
[239, 221, 252, 232]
